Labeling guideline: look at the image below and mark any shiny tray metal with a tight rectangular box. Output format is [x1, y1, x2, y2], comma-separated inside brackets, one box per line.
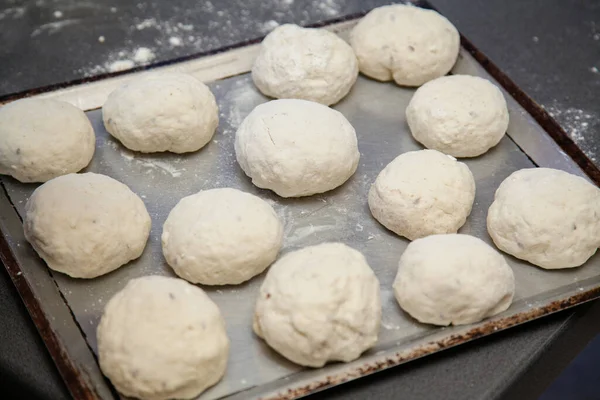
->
[1, 11, 600, 400]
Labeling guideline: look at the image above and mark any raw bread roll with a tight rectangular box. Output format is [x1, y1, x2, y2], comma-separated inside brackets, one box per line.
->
[368, 149, 475, 240]
[235, 99, 359, 197]
[162, 188, 283, 285]
[350, 4, 459, 86]
[0, 98, 95, 182]
[252, 24, 358, 105]
[102, 73, 218, 153]
[98, 276, 229, 400]
[393, 234, 515, 326]
[487, 168, 600, 269]
[253, 243, 381, 367]
[24, 173, 151, 278]
[407, 75, 509, 157]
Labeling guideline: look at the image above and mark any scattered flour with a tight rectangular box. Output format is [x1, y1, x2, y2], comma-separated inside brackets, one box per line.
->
[315, 0, 341, 17]
[95, 47, 156, 73]
[114, 144, 186, 178]
[204, 1, 215, 12]
[31, 19, 80, 37]
[132, 47, 155, 63]
[177, 23, 194, 31]
[108, 60, 135, 72]
[76, 0, 346, 77]
[222, 76, 266, 128]
[286, 224, 335, 245]
[136, 18, 157, 30]
[169, 36, 183, 46]
[0, 7, 25, 20]
[138, 160, 185, 178]
[381, 319, 401, 331]
[79, 14, 196, 76]
[545, 103, 598, 162]
[260, 20, 280, 33]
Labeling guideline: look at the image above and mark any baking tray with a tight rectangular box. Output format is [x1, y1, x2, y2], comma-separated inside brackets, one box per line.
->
[1, 4, 600, 400]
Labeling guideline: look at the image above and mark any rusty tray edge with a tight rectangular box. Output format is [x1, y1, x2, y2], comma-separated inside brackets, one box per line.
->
[234, 284, 600, 400]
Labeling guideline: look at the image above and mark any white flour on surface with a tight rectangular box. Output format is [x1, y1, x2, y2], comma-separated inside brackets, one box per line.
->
[107, 141, 186, 178]
[286, 224, 336, 245]
[136, 18, 157, 30]
[169, 36, 183, 46]
[132, 47, 155, 63]
[545, 103, 599, 162]
[259, 20, 280, 33]
[31, 19, 80, 37]
[88, 47, 156, 74]
[108, 60, 135, 72]
[220, 76, 266, 129]
[137, 159, 185, 177]
[0, 7, 25, 20]
[76, 0, 348, 77]
[314, 0, 341, 17]
[79, 16, 194, 76]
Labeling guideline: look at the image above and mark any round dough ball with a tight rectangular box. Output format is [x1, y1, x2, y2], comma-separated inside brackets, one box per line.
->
[350, 4, 459, 87]
[487, 168, 600, 269]
[98, 276, 229, 400]
[369, 149, 475, 240]
[24, 173, 151, 278]
[406, 75, 509, 157]
[102, 73, 219, 153]
[393, 234, 515, 326]
[162, 188, 283, 285]
[235, 99, 359, 197]
[0, 98, 95, 183]
[252, 24, 359, 106]
[253, 243, 381, 367]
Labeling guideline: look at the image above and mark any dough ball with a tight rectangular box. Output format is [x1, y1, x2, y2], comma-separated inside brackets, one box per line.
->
[235, 99, 359, 197]
[98, 276, 229, 400]
[406, 75, 509, 157]
[393, 234, 515, 326]
[102, 73, 219, 153]
[24, 173, 151, 278]
[350, 4, 459, 87]
[162, 188, 283, 285]
[369, 149, 475, 240]
[253, 242, 381, 367]
[488, 168, 600, 269]
[252, 24, 358, 106]
[0, 98, 95, 183]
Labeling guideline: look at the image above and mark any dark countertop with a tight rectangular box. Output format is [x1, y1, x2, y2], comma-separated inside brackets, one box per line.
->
[1, 1, 600, 399]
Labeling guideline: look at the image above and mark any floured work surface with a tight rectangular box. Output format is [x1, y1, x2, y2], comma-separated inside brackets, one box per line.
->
[1, 33, 600, 400]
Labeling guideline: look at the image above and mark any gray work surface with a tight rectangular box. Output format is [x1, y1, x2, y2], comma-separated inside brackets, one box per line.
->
[0, 0, 599, 399]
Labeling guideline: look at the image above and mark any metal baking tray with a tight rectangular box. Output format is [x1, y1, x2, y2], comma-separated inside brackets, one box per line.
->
[1, 4, 600, 400]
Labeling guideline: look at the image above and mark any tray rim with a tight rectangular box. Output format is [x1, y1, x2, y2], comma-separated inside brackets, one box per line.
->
[1, 2, 599, 399]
